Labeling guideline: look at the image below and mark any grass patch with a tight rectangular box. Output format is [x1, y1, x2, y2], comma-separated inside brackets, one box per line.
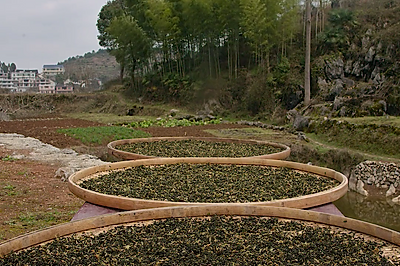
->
[307, 119, 400, 159]
[3, 184, 15, 190]
[2, 184, 18, 196]
[57, 126, 151, 145]
[307, 132, 400, 161]
[1, 155, 18, 162]
[333, 116, 400, 127]
[288, 144, 365, 174]
[1, 210, 77, 241]
[206, 128, 297, 144]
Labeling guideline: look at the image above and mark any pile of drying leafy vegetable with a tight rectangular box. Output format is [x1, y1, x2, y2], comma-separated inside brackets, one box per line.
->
[1, 216, 397, 265]
[115, 139, 284, 157]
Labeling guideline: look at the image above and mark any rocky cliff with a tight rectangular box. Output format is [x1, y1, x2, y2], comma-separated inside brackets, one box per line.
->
[310, 1, 400, 117]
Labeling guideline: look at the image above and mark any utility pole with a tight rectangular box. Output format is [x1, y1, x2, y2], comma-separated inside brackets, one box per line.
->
[304, 0, 311, 106]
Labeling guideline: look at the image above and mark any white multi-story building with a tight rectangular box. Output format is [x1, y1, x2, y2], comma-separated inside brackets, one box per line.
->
[0, 70, 7, 79]
[11, 69, 37, 80]
[0, 70, 17, 91]
[10, 70, 38, 91]
[42, 65, 65, 79]
[0, 78, 17, 91]
[0, 67, 74, 94]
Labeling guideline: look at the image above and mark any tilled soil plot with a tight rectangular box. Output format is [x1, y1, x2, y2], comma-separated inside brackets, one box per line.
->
[0, 117, 250, 241]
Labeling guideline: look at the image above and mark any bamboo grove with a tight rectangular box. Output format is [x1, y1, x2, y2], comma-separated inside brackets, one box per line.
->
[97, 0, 332, 111]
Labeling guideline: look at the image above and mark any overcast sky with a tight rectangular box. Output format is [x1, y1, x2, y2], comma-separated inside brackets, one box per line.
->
[0, 0, 108, 71]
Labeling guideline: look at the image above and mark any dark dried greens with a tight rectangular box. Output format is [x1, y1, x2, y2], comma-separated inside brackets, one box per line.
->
[79, 164, 339, 203]
[116, 139, 284, 157]
[1, 216, 396, 265]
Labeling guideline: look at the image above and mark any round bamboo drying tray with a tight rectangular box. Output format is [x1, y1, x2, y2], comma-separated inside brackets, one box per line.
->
[1, 205, 399, 260]
[107, 137, 291, 160]
[68, 158, 348, 210]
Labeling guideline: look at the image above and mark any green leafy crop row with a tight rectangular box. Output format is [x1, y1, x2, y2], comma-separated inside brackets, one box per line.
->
[127, 118, 221, 128]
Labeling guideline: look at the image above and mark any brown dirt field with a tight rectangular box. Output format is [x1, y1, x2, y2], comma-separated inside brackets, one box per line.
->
[0, 146, 84, 241]
[0, 117, 249, 241]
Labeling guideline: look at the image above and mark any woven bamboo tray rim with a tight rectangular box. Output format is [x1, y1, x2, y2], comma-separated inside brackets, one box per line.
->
[68, 158, 348, 210]
[1, 205, 399, 257]
[107, 137, 291, 160]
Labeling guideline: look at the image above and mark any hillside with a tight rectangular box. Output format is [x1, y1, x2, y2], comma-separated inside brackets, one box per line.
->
[309, 0, 400, 117]
[53, 1, 400, 118]
[59, 49, 120, 83]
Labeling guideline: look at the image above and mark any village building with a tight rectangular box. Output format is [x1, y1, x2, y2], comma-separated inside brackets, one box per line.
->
[0, 65, 75, 94]
[42, 65, 65, 79]
[55, 84, 74, 94]
[38, 79, 56, 94]
[10, 69, 38, 91]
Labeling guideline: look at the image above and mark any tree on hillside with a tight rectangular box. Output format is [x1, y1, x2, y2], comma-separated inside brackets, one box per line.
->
[240, 0, 280, 72]
[240, 0, 298, 73]
[146, 0, 181, 75]
[10, 63, 17, 72]
[304, 0, 311, 106]
[277, 0, 300, 58]
[95, 0, 303, 109]
[1, 62, 7, 73]
[212, 0, 241, 79]
[318, 8, 357, 53]
[107, 15, 152, 87]
[97, 0, 126, 81]
[97, 0, 126, 48]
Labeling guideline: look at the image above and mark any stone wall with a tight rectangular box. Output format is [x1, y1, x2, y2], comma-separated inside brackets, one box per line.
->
[349, 161, 400, 203]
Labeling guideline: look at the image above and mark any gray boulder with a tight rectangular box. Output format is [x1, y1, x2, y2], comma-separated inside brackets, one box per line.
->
[365, 46, 376, 62]
[333, 97, 344, 111]
[356, 180, 369, 196]
[351, 61, 363, 77]
[55, 167, 77, 182]
[327, 79, 344, 101]
[386, 184, 396, 197]
[342, 77, 355, 88]
[339, 106, 347, 117]
[344, 60, 353, 75]
[325, 58, 344, 80]
[287, 110, 309, 131]
[371, 67, 385, 85]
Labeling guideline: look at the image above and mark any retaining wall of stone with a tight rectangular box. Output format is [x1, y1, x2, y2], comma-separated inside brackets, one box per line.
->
[349, 161, 400, 203]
